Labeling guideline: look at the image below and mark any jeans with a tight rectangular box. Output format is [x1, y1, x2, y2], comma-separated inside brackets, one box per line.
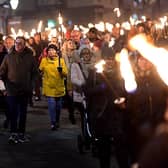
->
[47, 97, 63, 125]
[6, 96, 28, 134]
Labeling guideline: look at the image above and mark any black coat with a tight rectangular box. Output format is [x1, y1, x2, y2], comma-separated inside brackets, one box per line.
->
[138, 123, 168, 168]
[127, 69, 168, 129]
[126, 68, 168, 162]
[85, 64, 127, 138]
[0, 47, 39, 96]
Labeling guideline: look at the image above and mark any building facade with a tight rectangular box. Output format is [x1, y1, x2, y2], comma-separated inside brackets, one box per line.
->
[5, 0, 119, 33]
[0, 0, 168, 35]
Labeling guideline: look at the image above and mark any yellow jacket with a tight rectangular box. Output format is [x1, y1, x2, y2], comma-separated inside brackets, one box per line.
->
[39, 57, 68, 97]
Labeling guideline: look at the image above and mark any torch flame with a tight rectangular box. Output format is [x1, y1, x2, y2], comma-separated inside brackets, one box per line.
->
[95, 60, 106, 73]
[129, 34, 168, 85]
[58, 13, 63, 25]
[120, 48, 137, 93]
[113, 8, 121, 18]
[37, 20, 43, 33]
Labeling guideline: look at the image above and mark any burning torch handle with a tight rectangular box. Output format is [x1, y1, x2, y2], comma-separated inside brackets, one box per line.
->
[58, 42, 61, 67]
[101, 73, 126, 105]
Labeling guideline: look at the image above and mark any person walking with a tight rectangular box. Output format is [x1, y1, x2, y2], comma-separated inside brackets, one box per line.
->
[127, 55, 168, 165]
[85, 56, 130, 168]
[0, 36, 39, 144]
[39, 44, 68, 130]
[62, 39, 78, 124]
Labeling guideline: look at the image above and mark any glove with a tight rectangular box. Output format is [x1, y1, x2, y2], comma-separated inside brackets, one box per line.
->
[57, 67, 62, 73]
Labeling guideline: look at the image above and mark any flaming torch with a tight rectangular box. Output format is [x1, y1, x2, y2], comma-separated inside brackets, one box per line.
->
[94, 60, 105, 73]
[57, 12, 63, 67]
[119, 48, 137, 93]
[94, 60, 126, 105]
[129, 34, 168, 86]
[37, 20, 43, 33]
[58, 12, 63, 41]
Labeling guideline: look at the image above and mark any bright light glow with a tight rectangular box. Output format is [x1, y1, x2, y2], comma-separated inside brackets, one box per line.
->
[120, 48, 137, 93]
[88, 23, 94, 28]
[95, 60, 106, 73]
[37, 20, 43, 33]
[113, 8, 121, 17]
[58, 13, 63, 25]
[108, 37, 115, 47]
[10, 27, 18, 39]
[17, 29, 23, 36]
[105, 22, 113, 32]
[10, 0, 19, 10]
[130, 34, 168, 85]
[95, 22, 105, 32]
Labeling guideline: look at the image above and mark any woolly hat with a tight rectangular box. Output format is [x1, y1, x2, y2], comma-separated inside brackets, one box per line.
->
[46, 44, 58, 53]
[78, 44, 91, 55]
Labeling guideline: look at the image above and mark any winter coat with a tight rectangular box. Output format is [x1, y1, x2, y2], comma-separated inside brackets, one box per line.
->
[0, 47, 39, 96]
[39, 57, 68, 97]
[127, 69, 168, 129]
[85, 64, 127, 138]
[71, 62, 85, 103]
[126, 68, 168, 162]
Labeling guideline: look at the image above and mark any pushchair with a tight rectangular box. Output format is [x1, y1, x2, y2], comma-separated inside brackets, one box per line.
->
[77, 90, 129, 168]
[77, 93, 119, 157]
[77, 95, 93, 154]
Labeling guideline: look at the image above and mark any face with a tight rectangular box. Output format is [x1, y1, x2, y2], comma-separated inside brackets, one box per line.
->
[80, 48, 91, 62]
[28, 37, 35, 45]
[104, 33, 111, 42]
[137, 57, 152, 71]
[50, 37, 58, 45]
[105, 57, 115, 69]
[71, 30, 81, 42]
[137, 26, 145, 33]
[47, 48, 57, 58]
[15, 38, 25, 53]
[5, 37, 14, 50]
[67, 40, 76, 50]
[34, 34, 41, 43]
[112, 27, 120, 38]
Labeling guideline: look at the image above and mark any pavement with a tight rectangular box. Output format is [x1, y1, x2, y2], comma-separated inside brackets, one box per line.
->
[0, 96, 100, 168]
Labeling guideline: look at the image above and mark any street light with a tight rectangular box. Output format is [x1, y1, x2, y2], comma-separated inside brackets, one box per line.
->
[0, 0, 19, 34]
[0, 0, 19, 10]
[10, 0, 19, 10]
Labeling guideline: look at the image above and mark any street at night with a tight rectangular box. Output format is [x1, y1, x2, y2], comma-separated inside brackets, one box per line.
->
[0, 97, 100, 168]
[1, 1, 168, 168]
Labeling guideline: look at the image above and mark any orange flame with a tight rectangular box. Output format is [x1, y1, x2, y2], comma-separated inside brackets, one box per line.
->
[130, 34, 168, 85]
[94, 60, 106, 73]
[120, 48, 137, 92]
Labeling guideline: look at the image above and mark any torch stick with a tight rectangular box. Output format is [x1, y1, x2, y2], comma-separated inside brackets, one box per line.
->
[58, 12, 63, 67]
[95, 60, 125, 104]
[58, 36, 61, 67]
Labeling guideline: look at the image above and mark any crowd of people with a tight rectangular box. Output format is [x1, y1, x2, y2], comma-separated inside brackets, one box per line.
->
[0, 17, 168, 168]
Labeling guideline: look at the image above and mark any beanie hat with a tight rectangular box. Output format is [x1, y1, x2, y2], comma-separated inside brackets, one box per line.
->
[46, 44, 59, 53]
[78, 44, 91, 55]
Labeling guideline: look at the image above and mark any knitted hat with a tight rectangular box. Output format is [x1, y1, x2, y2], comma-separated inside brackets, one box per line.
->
[46, 44, 58, 53]
[78, 44, 91, 55]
